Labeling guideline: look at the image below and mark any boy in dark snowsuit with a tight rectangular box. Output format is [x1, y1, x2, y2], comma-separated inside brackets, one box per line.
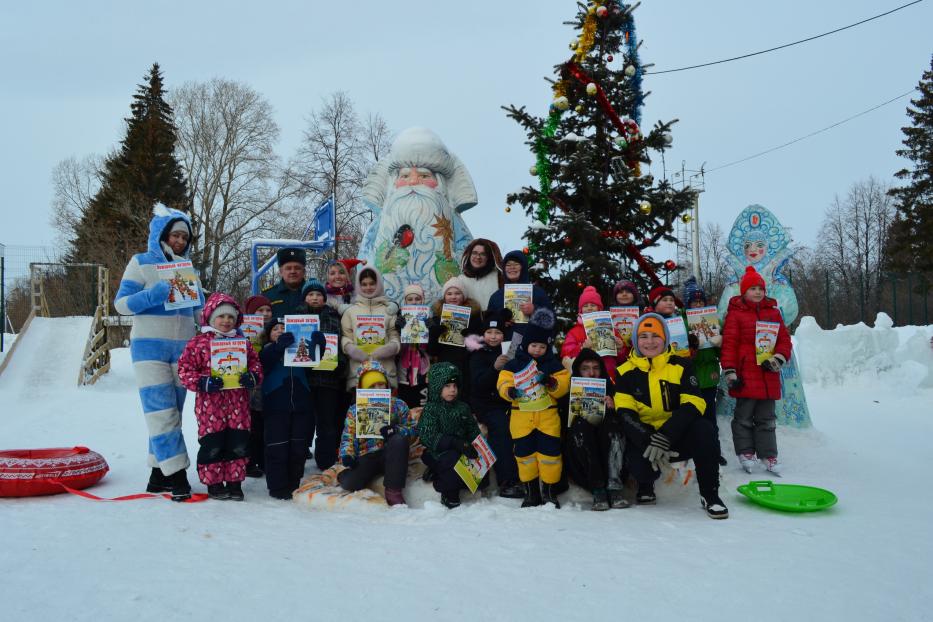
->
[466, 308, 523, 499]
[561, 348, 628, 511]
[417, 362, 483, 509]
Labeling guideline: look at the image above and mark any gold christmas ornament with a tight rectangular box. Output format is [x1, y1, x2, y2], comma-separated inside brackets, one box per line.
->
[505, 206, 511, 213]
[552, 96, 570, 111]
[575, 104, 584, 113]
[586, 82, 598, 96]
[639, 201, 652, 215]
[624, 64, 637, 77]
[681, 213, 693, 223]
[529, 165, 538, 176]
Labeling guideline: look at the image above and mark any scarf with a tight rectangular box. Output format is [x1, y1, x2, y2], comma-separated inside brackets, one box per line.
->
[201, 326, 239, 338]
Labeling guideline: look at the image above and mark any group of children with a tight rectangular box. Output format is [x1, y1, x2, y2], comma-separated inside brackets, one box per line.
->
[171, 244, 791, 516]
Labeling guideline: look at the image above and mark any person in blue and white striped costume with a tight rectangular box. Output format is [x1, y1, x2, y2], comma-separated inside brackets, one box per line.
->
[115, 204, 204, 501]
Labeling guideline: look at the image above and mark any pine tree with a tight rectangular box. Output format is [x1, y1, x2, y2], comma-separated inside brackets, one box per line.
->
[503, 2, 694, 325]
[887, 55, 933, 275]
[69, 63, 189, 275]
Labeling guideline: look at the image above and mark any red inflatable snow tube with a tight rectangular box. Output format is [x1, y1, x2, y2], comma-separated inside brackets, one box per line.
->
[0, 446, 109, 497]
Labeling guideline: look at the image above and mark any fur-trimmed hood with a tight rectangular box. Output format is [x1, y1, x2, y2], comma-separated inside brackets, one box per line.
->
[148, 203, 192, 259]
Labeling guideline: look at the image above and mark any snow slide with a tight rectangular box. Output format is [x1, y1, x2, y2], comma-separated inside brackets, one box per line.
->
[0, 316, 92, 398]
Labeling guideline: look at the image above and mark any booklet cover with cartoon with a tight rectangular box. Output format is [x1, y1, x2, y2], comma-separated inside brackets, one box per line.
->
[504, 284, 532, 323]
[582, 311, 617, 357]
[156, 260, 201, 310]
[610, 306, 640, 343]
[453, 435, 497, 494]
[355, 388, 392, 439]
[755, 321, 780, 364]
[241, 314, 265, 352]
[210, 338, 249, 390]
[513, 359, 552, 412]
[400, 305, 430, 344]
[355, 314, 386, 354]
[439, 303, 471, 348]
[568, 377, 607, 426]
[686, 306, 721, 350]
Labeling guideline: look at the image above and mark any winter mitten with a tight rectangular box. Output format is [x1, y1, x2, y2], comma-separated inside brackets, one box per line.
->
[239, 371, 259, 389]
[200, 376, 224, 393]
[460, 440, 479, 460]
[309, 331, 327, 360]
[507, 387, 523, 401]
[379, 424, 398, 440]
[723, 370, 743, 390]
[395, 314, 407, 331]
[371, 343, 399, 360]
[760, 354, 785, 373]
[428, 323, 448, 343]
[543, 375, 559, 391]
[146, 280, 171, 308]
[709, 334, 723, 348]
[276, 331, 296, 350]
[642, 432, 678, 471]
[687, 333, 700, 351]
[341, 455, 357, 469]
[344, 344, 369, 362]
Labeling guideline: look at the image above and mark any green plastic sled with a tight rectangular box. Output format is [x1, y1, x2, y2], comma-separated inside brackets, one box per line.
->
[736, 480, 838, 513]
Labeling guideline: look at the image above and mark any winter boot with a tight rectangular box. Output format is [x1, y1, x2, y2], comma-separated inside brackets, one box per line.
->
[269, 488, 293, 500]
[739, 453, 758, 473]
[385, 487, 406, 506]
[718, 455, 728, 467]
[542, 483, 561, 509]
[169, 470, 192, 502]
[635, 482, 656, 505]
[441, 490, 461, 509]
[498, 481, 525, 499]
[591, 488, 610, 511]
[246, 464, 264, 478]
[701, 492, 729, 519]
[609, 488, 631, 509]
[146, 467, 172, 493]
[764, 456, 783, 476]
[207, 484, 230, 500]
[226, 481, 245, 501]
[521, 478, 543, 508]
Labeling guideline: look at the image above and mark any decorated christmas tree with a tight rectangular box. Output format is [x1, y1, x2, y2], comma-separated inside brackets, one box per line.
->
[504, 1, 695, 325]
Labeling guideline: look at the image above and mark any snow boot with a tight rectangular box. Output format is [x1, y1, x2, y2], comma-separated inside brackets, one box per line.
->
[246, 464, 264, 478]
[635, 483, 656, 505]
[226, 481, 245, 501]
[385, 487, 406, 506]
[207, 484, 230, 500]
[701, 492, 729, 519]
[764, 456, 783, 476]
[591, 488, 610, 511]
[441, 490, 461, 509]
[169, 470, 192, 502]
[498, 481, 525, 499]
[521, 478, 543, 508]
[269, 488, 293, 500]
[739, 453, 758, 473]
[146, 467, 172, 493]
[541, 482, 561, 509]
[718, 455, 728, 467]
[609, 488, 631, 509]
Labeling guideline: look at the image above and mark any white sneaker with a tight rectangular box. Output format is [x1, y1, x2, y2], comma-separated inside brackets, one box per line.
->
[764, 457, 783, 476]
[739, 453, 758, 473]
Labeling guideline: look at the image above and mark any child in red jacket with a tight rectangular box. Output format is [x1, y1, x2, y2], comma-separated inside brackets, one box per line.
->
[178, 293, 263, 500]
[720, 267, 792, 475]
[560, 286, 624, 380]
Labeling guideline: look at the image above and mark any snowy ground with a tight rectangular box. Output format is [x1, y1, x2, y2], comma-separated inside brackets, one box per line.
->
[2, 317, 932, 622]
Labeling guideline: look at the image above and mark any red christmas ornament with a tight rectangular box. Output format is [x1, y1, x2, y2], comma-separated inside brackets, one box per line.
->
[664, 259, 677, 271]
[607, 54, 614, 62]
[563, 237, 573, 246]
[577, 281, 585, 288]
[522, 247, 530, 255]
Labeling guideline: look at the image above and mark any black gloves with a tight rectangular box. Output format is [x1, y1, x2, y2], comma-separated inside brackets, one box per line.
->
[380, 424, 398, 440]
[543, 375, 559, 391]
[761, 356, 784, 373]
[309, 330, 327, 360]
[239, 371, 259, 389]
[723, 370, 744, 391]
[688, 333, 700, 350]
[395, 314, 407, 331]
[507, 387, 522, 400]
[200, 376, 223, 393]
[428, 324, 448, 343]
[277, 331, 296, 350]
[341, 455, 357, 468]
[460, 440, 479, 460]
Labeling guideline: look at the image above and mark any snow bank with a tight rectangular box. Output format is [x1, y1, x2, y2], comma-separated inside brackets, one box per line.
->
[794, 313, 933, 390]
[0, 333, 17, 366]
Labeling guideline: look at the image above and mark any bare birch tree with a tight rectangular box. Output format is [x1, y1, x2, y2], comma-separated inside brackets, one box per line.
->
[49, 154, 104, 249]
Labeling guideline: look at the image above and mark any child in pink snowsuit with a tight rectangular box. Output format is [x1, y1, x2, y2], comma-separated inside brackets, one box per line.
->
[178, 293, 263, 501]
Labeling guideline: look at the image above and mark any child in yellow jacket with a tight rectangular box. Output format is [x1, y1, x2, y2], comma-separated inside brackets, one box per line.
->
[497, 309, 569, 508]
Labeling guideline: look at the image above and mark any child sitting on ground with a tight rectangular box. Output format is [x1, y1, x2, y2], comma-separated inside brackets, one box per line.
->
[177, 293, 262, 501]
[417, 362, 483, 509]
[338, 361, 415, 506]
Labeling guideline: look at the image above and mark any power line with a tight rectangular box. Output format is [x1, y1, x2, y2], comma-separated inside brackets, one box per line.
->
[646, 0, 924, 75]
[706, 90, 915, 173]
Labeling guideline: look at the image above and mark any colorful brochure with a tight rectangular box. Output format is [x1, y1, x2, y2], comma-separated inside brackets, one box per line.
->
[400, 305, 430, 344]
[685, 306, 722, 350]
[209, 338, 249, 390]
[504, 284, 533, 323]
[568, 377, 607, 427]
[582, 311, 617, 357]
[453, 435, 497, 494]
[355, 389, 392, 439]
[284, 315, 318, 367]
[665, 316, 689, 353]
[241, 314, 265, 352]
[755, 321, 781, 364]
[610, 306, 640, 343]
[355, 314, 386, 354]
[438, 304, 471, 348]
[513, 359, 551, 412]
[156, 260, 200, 310]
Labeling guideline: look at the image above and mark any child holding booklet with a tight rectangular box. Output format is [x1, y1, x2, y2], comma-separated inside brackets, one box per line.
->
[243, 294, 273, 478]
[560, 286, 623, 379]
[340, 265, 401, 391]
[396, 283, 431, 409]
[485, 250, 553, 338]
[497, 309, 570, 508]
[258, 317, 313, 499]
[177, 293, 262, 501]
[612, 279, 643, 311]
[417, 362, 483, 509]
[297, 278, 346, 470]
[427, 276, 482, 402]
[721, 266, 792, 475]
[338, 361, 415, 506]
[646, 285, 691, 357]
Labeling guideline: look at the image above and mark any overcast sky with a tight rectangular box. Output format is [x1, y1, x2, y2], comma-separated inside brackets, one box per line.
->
[1, 0, 929, 266]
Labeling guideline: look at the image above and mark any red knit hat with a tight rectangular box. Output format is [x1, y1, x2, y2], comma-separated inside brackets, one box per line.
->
[244, 294, 272, 315]
[740, 266, 766, 295]
[338, 258, 366, 273]
[577, 286, 604, 313]
[648, 285, 675, 308]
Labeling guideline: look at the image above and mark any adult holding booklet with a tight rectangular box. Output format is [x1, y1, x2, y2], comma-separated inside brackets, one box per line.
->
[485, 249, 553, 338]
[115, 204, 204, 501]
[340, 265, 401, 391]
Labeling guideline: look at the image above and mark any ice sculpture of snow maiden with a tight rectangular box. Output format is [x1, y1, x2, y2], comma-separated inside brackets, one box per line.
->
[358, 127, 476, 303]
[717, 204, 811, 427]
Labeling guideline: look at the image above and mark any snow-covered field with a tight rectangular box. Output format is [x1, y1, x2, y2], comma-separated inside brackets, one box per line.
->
[1, 316, 932, 622]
